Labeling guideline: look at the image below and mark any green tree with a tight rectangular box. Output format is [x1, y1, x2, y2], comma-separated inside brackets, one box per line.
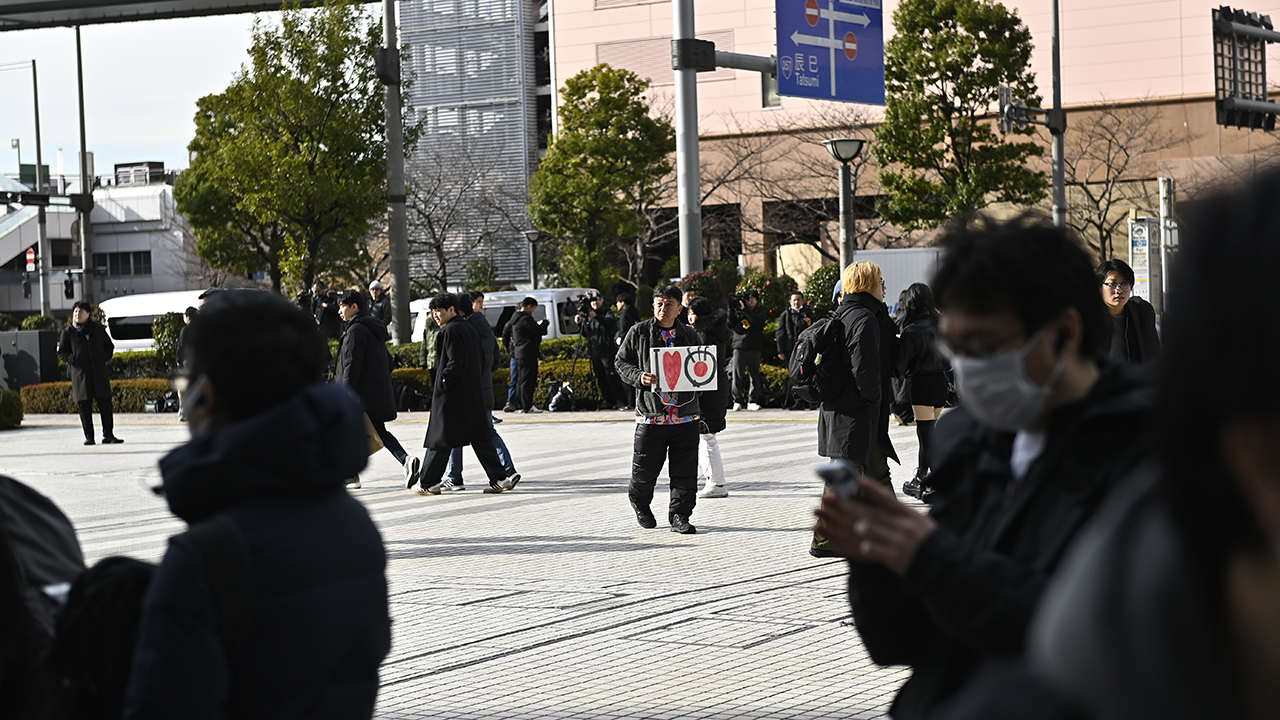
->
[176, 0, 388, 292]
[874, 0, 1046, 231]
[528, 65, 675, 290]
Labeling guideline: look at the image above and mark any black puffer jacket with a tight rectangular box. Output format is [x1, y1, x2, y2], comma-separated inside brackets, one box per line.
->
[336, 311, 397, 423]
[894, 313, 949, 378]
[615, 319, 702, 420]
[845, 359, 1156, 720]
[126, 383, 389, 720]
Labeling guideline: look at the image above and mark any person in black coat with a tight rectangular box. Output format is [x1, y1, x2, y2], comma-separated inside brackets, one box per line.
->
[893, 283, 951, 497]
[57, 301, 122, 445]
[508, 297, 549, 413]
[688, 297, 731, 499]
[336, 291, 413, 490]
[776, 291, 816, 409]
[124, 290, 389, 720]
[367, 280, 392, 326]
[410, 293, 509, 494]
[729, 288, 767, 410]
[813, 214, 1157, 720]
[615, 291, 641, 346]
[578, 294, 628, 410]
[176, 306, 198, 421]
[1096, 258, 1161, 364]
[445, 292, 519, 492]
[309, 280, 342, 340]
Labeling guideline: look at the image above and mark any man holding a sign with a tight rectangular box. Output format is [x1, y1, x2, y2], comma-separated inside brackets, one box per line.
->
[615, 285, 706, 535]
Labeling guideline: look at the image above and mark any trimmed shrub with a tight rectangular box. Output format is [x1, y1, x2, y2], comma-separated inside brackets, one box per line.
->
[107, 350, 168, 380]
[539, 336, 589, 362]
[21, 379, 172, 414]
[0, 313, 17, 331]
[21, 315, 60, 332]
[533, 358, 605, 409]
[806, 262, 842, 317]
[390, 367, 431, 392]
[151, 312, 184, 368]
[678, 270, 725, 308]
[0, 389, 22, 429]
[389, 342, 422, 369]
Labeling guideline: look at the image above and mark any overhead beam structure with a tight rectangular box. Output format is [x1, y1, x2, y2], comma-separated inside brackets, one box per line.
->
[0, 0, 351, 30]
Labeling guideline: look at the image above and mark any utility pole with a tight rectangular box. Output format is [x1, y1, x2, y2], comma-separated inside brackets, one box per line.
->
[672, 0, 703, 278]
[1050, 0, 1066, 228]
[76, 26, 94, 304]
[379, 0, 411, 345]
[34, 59, 51, 316]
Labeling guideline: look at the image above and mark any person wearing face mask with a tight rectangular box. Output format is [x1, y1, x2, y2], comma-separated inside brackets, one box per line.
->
[812, 213, 1155, 720]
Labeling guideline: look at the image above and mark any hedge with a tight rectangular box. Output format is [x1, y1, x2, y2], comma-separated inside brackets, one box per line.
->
[21, 379, 172, 414]
[21, 315, 60, 332]
[0, 313, 17, 331]
[0, 389, 22, 429]
[152, 312, 184, 368]
[106, 351, 169, 380]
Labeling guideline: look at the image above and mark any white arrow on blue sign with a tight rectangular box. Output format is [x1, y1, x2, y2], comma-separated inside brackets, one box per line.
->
[776, 0, 885, 105]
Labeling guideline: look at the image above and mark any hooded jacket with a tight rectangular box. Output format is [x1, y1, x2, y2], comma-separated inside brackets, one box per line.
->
[124, 383, 390, 720]
[845, 359, 1156, 720]
[336, 311, 397, 423]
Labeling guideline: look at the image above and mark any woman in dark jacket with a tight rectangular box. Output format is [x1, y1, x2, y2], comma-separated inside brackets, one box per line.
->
[688, 297, 731, 498]
[57, 301, 122, 445]
[1096, 259, 1160, 364]
[894, 283, 950, 497]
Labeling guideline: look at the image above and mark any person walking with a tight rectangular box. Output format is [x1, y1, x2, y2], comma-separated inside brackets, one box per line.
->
[444, 292, 521, 492]
[688, 296, 731, 499]
[367, 280, 392, 326]
[409, 293, 510, 495]
[336, 290, 416, 490]
[58, 302, 122, 446]
[729, 288, 766, 411]
[893, 283, 950, 499]
[508, 297, 548, 414]
[616, 285, 703, 534]
[125, 290, 389, 719]
[1096, 258, 1160, 364]
[776, 291, 816, 409]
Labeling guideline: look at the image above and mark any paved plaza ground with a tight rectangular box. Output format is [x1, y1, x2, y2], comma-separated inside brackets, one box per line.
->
[2, 408, 926, 719]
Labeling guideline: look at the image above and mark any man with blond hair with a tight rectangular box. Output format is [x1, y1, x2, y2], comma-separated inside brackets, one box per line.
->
[812, 261, 898, 556]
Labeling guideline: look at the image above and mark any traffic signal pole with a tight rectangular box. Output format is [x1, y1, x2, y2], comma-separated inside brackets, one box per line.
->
[380, 0, 411, 345]
[1050, 0, 1066, 229]
[673, 0, 703, 278]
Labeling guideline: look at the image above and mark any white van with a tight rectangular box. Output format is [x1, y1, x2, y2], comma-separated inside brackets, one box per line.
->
[98, 289, 208, 351]
[410, 288, 599, 343]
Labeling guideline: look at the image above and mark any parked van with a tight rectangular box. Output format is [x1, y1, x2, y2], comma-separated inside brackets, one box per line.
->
[98, 290, 207, 351]
[410, 288, 599, 343]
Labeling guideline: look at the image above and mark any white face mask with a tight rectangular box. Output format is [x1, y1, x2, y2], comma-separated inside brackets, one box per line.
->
[950, 327, 1066, 432]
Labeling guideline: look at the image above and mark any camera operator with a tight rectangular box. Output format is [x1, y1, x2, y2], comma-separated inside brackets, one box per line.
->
[576, 295, 628, 410]
[729, 288, 766, 411]
[777, 291, 816, 410]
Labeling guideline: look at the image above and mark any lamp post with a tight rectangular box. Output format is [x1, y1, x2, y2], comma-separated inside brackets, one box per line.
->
[522, 230, 541, 289]
[822, 137, 866, 270]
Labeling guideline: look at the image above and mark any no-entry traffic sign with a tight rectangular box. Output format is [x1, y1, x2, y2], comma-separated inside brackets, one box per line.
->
[776, 0, 885, 105]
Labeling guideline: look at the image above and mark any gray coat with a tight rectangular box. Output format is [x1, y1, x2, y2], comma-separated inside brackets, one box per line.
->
[615, 319, 702, 420]
[57, 320, 114, 402]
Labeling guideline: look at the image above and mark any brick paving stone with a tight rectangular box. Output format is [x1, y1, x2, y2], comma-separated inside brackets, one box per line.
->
[7, 409, 924, 719]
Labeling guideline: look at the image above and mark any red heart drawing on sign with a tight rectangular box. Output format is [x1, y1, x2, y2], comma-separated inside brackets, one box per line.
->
[662, 350, 682, 390]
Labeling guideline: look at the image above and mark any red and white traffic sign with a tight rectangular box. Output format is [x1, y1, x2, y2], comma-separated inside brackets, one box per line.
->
[25, 248, 35, 263]
[845, 32, 858, 60]
[805, 0, 819, 26]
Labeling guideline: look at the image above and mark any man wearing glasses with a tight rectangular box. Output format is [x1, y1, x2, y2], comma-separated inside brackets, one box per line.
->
[813, 214, 1156, 720]
[1096, 259, 1161, 364]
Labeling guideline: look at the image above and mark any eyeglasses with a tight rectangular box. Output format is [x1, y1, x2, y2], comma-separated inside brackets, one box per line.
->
[1103, 282, 1133, 292]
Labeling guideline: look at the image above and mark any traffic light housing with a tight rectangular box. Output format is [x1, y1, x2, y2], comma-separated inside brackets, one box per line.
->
[64, 278, 75, 299]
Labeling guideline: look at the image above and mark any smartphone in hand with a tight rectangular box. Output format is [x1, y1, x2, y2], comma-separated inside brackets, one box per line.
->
[815, 460, 867, 504]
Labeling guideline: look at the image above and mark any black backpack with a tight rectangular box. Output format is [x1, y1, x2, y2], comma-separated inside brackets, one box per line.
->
[788, 306, 852, 404]
[47, 515, 255, 720]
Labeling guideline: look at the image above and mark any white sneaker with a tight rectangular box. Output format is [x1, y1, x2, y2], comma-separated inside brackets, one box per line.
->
[501, 471, 522, 491]
[402, 457, 420, 488]
[732, 403, 743, 411]
[345, 478, 362, 490]
[746, 403, 761, 411]
[697, 485, 728, 499]
[528, 406, 543, 414]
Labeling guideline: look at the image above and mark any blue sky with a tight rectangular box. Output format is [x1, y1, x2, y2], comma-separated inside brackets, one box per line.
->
[1, 14, 266, 180]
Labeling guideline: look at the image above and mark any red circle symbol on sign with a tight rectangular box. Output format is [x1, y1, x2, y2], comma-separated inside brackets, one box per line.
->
[805, 0, 819, 26]
[694, 361, 708, 377]
[845, 32, 858, 60]
[26, 248, 35, 262]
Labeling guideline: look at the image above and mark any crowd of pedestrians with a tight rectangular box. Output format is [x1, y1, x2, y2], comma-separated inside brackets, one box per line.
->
[16, 168, 1280, 719]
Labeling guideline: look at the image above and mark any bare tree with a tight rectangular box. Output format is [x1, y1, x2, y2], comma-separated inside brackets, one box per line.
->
[406, 145, 521, 292]
[1058, 99, 1186, 260]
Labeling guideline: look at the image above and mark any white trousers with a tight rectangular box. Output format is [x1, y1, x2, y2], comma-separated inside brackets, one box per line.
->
[698, 432, 726, 488]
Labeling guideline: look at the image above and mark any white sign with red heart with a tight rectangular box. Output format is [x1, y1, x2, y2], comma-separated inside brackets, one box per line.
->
[650, 345, 719, 392]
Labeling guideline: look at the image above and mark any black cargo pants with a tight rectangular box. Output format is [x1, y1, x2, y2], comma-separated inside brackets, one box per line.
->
[629, 421, 699, 520]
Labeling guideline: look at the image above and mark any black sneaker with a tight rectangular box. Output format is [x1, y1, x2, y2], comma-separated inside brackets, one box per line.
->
[670, 515, 697, 535]
[502, 404, 517, 413]
[102, 436, 124, 444]
[632, 504, 657, 529]
[83, 438, 95, 446]
[809, 546, 841, 558]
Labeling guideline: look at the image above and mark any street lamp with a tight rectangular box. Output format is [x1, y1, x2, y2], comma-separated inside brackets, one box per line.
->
[823, 137, 866, 270]
[522, 229, 541, 289]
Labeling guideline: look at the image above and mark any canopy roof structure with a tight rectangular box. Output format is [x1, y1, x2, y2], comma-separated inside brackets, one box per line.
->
[0, 0, 339, 31]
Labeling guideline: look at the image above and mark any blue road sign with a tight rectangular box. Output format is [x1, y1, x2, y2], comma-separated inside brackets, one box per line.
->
[776, 0, 885, 105]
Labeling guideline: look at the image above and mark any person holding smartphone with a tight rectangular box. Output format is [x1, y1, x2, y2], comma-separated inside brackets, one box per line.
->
[813, 214, 1156, 720]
